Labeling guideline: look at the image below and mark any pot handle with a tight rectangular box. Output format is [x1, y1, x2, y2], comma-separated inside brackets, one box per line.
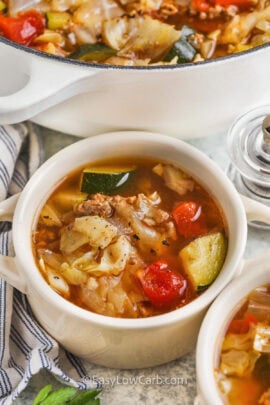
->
[0, 42, 99, 124]
[0, 193, 27, 293]
[240, 194, 270, 225]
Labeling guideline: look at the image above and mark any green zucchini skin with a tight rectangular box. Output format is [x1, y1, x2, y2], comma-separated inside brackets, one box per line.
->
[80, 168, 136, 194]
[69, 44, 116, 62]
[164, 25, 197, 64]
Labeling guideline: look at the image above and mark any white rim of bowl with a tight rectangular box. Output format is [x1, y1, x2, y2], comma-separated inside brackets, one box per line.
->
[13, 131, 247, 329]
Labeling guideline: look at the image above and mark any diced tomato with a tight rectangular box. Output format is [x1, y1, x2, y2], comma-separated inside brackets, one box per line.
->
[136, 260, 187, 307]
[228, 312, 258, 334]
[172, 201, 207, 239]
[192, 0, 254, 12]
[0, 10, 45, 46]
[210, 0, 255, 9]
[191, 0, 210, 12]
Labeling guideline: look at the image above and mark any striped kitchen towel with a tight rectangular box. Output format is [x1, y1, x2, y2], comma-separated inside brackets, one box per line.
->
[0, 124, 101, 405]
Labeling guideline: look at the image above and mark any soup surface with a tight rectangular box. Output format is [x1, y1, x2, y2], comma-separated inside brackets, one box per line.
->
[217, 284, 270, 405]
[0, 0, 269, 66]
[32, 158, 227, 318]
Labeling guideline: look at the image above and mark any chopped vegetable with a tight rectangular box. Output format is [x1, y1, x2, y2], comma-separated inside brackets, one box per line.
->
[0, 0, 6, 12]
[228, 313, 258, 334]
[80, 166, 136, 194]
[172, 201, 207, 239]
[179, 232, 227, 290]
[222, 328, 255, 351]
[47, 267, 70, 297]
[46, 11, 70, 30]
[220, 349, 260, 377]
[164, 26, 197, 63]
[211, 0, 256, 9]
[153, 164, 194, 196]
[253, 323, 270, 353]
[73, 215, 118, 249]
[0, 10, 45, 45]
[119, 16, 180, 62]
[70, 43, 116, 62]
[53, 191, 87, 211]
[40, 203, 62, 227]
[191, 0, 210, 12]
[136, 260, 187, 307]
[60, 228, 89, 254]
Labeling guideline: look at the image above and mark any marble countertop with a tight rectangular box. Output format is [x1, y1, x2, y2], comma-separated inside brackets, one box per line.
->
[15, 128, 270, 405]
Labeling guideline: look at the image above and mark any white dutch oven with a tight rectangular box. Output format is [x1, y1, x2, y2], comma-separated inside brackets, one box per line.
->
[0, 37, 270, 138]
[0, 131, 269, 369]
[196, 250, 270, 405]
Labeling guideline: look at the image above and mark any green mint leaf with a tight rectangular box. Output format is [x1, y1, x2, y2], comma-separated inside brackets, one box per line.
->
[33, 384, 53, 405]
[40, 387, 77, 405]
[69, 389, 101, 405]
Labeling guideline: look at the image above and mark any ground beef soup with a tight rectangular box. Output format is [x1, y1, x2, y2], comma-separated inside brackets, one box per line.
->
[32, 158, 227, 318]
[1, 0, 270, 66]
[217, 284, 270, 405]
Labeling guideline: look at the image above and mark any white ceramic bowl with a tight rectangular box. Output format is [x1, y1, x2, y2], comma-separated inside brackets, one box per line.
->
[196, 250, 270, 405]
[0, 131, 268, 369]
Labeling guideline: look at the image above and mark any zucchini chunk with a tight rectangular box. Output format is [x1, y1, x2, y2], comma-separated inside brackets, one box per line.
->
[164, 25, 196, 64]
[80, 166, 136, 194]
[69, 43, 116, 62]
[46, 12, 71, 30]
[179, 232, 227, 291]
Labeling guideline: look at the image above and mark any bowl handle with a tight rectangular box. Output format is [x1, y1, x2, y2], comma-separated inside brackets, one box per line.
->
[0, 193, 27, 293]
[240, 194, 270, 225]
[0, 42, 99, 124]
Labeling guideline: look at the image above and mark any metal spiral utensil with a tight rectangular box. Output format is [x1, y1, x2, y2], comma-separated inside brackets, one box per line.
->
[227, 105, 270, 229]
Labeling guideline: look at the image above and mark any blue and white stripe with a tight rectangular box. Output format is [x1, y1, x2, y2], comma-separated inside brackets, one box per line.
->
[0, 124, 100, 405]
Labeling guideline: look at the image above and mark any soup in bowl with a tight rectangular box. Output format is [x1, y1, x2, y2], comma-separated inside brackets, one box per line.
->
[217, 283, 270, 404]
[0, 131, 247, 368]
[33, 157, 227, 318]
[196, 251, 270, 405]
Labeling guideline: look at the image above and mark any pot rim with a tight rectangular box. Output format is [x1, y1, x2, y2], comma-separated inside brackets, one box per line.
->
[0, 35, 270, 71]
[13, 131, 247, 330]
[196, 251, 270, 405]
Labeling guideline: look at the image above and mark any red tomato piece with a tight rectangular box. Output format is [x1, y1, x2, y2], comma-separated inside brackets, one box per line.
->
[211, 0, 255, 9]
[191, 0, 210, 12]
[228, 312, 258, 334]
[136, 260, 187, 307]
[172, 201, 207, 239]
[0, 10, 45, 46]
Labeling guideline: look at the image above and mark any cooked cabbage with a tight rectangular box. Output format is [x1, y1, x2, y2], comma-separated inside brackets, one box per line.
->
[103, 16, 142, 50]
[73, 0, 123, 42]
[153, 163, 194, 196]
[73, 215, 118, 249]
[60, 227, 89, 254]
[220, 349, 260, 377]
[118, 16, 180, 62]
[222, 329, 255, 352]
[221, 6, 270, 45]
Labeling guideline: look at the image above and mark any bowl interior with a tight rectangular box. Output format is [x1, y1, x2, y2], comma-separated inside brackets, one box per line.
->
[13, 131, 247, 328]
